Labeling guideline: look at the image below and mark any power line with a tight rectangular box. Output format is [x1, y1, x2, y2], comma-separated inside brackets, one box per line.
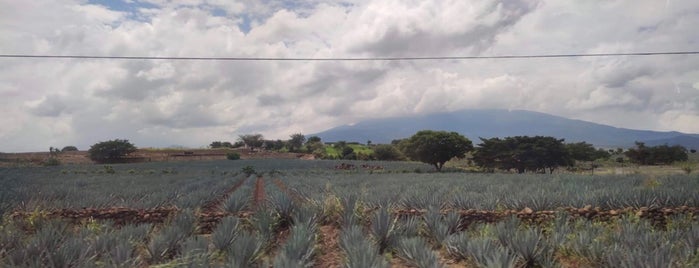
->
[0, 51, 698, 61]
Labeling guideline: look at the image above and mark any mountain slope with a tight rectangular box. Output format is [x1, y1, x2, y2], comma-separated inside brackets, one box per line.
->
[643, 135, 699, 149]
[313, 109, 699, 148]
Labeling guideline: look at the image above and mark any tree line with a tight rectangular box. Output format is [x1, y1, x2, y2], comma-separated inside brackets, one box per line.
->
[81, 130, 693, 172]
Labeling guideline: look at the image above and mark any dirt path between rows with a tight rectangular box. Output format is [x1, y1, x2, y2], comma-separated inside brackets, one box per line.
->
[314, 225, 344, 268]
[197, 175, 249, 233]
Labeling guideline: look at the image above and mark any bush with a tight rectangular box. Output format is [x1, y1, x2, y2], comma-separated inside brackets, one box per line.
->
[88, 139, 137, 163]
[61, 146, 78, 152]
[373, 144, 405, 161]
[241, 166, 256, 177]
[677, 162, 694, 174]
[226, 152, 241, 160]
[44, 157, 61, 166]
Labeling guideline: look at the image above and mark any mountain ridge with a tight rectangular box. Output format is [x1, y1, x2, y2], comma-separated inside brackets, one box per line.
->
[313, 109, 699, 149]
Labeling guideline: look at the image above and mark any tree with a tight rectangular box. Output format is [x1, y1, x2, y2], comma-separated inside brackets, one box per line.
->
[264, 139, 285, 151]
[400, 130, 473, 172]
[625, 142, 651, 165]
[334, 141, 347, 150]
[288, 133, 306, 152]
[306, 136, 321, 144]
[239, 134, 264, 151]
[210, 141, 224, 148]
[473, 136, 572, 174]
[625, 142, 688, 165]
[305, 137, 324, 154]
[373, 144, 405, 161]
[88, 139, 137, 163]
[61, 146, 78, 152]
[210, 141, 234, 148]
[341, 146, 357, 160]
[566, 142, 609, 162]
[690, 149, 696, 153]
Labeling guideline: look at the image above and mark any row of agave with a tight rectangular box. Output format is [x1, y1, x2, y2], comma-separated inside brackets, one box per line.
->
[2, 188, 698, 267]
[334, 197, 699, 268]
[0, 176, 322, 267]
[2, 161, 695, 216]
[277, 172, 699, 211]
[0, 167, 245, 212]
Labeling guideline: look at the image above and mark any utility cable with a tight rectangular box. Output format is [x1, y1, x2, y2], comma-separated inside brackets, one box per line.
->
[0, 51, 698, 61]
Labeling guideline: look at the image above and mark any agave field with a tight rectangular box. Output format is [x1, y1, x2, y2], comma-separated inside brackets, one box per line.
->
[0, 159, 698, 267]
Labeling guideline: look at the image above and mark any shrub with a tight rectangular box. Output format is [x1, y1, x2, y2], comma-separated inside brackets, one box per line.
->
[373, 144, 405, 161]
[226, 152, 241, 160]
[88, 139, 137, 163]
[61, 146, 78, 152]
[241, 166, 257, 177]
[44, 157, 61, 166]
[103, 165, 116, 174]
[677, 162, 694, 174]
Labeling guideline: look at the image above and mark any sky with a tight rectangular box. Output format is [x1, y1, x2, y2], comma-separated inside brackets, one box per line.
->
[1, 0, 699, 152]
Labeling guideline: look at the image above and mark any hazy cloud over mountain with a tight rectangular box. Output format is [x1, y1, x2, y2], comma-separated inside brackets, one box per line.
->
[1, 0, 698, 151]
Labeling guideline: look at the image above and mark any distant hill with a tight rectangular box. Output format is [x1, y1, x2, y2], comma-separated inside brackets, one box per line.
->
[313, 109, 699, 149]
[643, 135, 699, 149]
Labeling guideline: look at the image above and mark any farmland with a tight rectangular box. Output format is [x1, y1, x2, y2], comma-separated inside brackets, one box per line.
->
[1, 159, 698, 267]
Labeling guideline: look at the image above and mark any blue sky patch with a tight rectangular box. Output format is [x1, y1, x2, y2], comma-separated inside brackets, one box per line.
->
[88, 0, 157, 13]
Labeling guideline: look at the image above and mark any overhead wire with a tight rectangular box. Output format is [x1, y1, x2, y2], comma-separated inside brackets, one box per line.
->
[0, 51, 698, 61]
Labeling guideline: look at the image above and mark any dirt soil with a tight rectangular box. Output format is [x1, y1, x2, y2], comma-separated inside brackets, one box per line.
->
[315, 225, 344, 268]
[0, 148, 314, 167]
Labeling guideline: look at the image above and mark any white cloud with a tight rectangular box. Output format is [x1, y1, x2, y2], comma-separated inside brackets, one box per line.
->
[1, 0, 699, 151]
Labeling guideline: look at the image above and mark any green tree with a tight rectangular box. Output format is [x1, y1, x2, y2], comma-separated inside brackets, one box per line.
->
[61, 146, 78, 152]
[306, 136, 321, 144]
[473, 136, 571, 174]
[625, 142, 687, 165]
[566, 142, 609, 162]
[400, 130, 473, 172]
[88, 139, 137, 163]
[334, 141, 347, 150]
[471, 137, 508, 173]
[210, 141, 224, 148]
[210, 141, 234, 148]
[288, 133, 306, 152]
[341, 146, 356, 160]
[264, 139, 285, 151]
[373, 144, 405, 161]
[625, 142, 651, 165]
[305, 137, 324, 154]
[239, 134, 264, 151]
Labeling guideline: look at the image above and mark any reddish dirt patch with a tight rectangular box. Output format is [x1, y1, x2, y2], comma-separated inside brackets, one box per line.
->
[0, 149, 314, 167]
[314, 225, 344, 268]
[253, 176, 266, 209]
[11, 207, 177, 231]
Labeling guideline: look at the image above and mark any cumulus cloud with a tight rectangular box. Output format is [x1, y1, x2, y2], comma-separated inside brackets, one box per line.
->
[1, 0, 699, 151]
[345, 0, 538, 56]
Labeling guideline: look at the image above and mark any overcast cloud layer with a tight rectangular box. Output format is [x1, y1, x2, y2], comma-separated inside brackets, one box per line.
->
[1, 0, 699, 152]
